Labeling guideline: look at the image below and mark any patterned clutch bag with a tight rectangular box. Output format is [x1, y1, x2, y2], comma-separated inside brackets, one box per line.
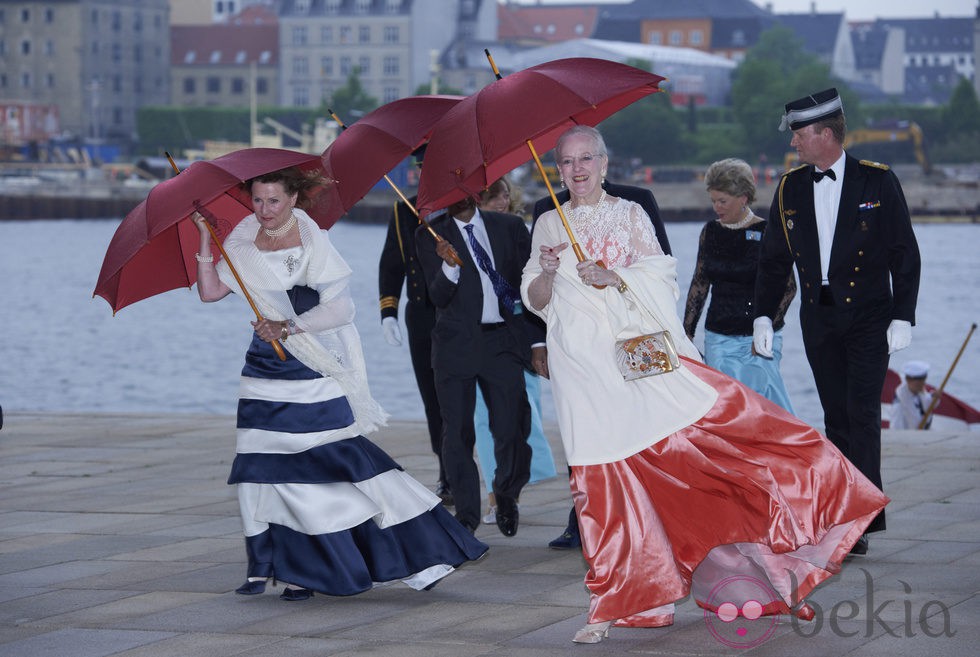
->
[614, 330, 680, 381]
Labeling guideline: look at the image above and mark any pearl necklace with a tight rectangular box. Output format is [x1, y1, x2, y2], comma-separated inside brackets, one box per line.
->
[719, 208, 756, 230]
[566, 190, 607, 225]
[263, 212, 297, 238]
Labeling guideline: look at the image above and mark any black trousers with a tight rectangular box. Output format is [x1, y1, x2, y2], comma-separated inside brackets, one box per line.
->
[434, 327, 532, 528]
[405, 302, 446, 483]
[801, 297, 891, 532]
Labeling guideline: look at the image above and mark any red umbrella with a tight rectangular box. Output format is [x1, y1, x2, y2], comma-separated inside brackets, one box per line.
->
[881, 368, 980, 427]
[321, 95, 463, 225]
[415, 58, 665, 223]
[94, 147, 329, 314]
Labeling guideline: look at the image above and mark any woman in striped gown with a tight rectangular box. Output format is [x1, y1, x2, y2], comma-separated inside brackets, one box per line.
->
[193, 167, 487, 601]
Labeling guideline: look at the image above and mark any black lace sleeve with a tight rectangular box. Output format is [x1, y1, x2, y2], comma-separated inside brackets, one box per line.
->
[683, 224, 711, 339]
[773, 271, 797, 328]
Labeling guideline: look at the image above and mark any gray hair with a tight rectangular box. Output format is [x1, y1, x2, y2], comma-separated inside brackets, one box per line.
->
[704, 158, 756, 205]
[555, 125, 608, 160]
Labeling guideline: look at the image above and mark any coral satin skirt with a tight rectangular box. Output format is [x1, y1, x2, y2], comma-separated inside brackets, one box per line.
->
[571, 358, 888, 626]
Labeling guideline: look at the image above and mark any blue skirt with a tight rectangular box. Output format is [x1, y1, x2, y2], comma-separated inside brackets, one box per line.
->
[228, 334, 487, 595]
[703, 330, 795, 414]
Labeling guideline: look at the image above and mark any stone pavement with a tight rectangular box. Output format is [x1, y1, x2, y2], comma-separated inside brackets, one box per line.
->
[0, 412, 976, 657]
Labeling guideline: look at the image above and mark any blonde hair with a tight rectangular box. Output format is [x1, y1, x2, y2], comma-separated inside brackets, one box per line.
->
[704, 158, 756, 205]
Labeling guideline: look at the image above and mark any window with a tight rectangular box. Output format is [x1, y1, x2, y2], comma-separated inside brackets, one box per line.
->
[359, 26, 370, 43]
[21, 72, 31, 88]
[359, 56, 370, 75]
[355, 0, 371, 13]
[384, 86, 399, 102]
[235, 50, 246, 64]
[21, 39, 31, 55]
[256, 78, 268, 94]
[44, 40, 54, 56]
[690, 30, 703, 46]
[46, 73, 54, 88]
[293, 56, 309, 76]
[321, 26, 333, 43]
[383, 56, 399, 75]
[184, 51, 196, 64]
[44, 8, 53, 23]
[210, 50, 221, 64]
[340, 26, 352, 43]
[112, 43, 121, 62]
[231, 78, 245, 94]
[732, 29, 746, 46]
[134, 45, 142, 62]
[340, 56, 352, 75]
[292, 26, 308, 46]
[322, 56, 333, 75]
[326, 0, 341, 14]
[384, 26, 399, 43]
[259, 51, 271, 64]
[0, 74, 6, 88]
[113, 75, 122, 92]
[21, 8, 30, 22]
[669, 30, 682, 46]
[111, 10, 121, 30]
[293, 86, 310, 106]
[385, 0, 401, 14]
[648, 31, 662, 45]
[207, 77, 220, 93]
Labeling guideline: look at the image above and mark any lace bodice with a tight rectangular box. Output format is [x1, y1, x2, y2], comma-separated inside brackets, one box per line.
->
[562, 196, 663, 267]
[259, 245, 306, 288]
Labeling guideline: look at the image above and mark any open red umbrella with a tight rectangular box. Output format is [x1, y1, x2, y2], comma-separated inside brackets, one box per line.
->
[94, 148, 329, 314]
[415, 58, 664, 219]
[320, 94, 463, 225]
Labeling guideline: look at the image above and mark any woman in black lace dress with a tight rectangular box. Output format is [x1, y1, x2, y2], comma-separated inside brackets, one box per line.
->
[684, 158, 796, 412]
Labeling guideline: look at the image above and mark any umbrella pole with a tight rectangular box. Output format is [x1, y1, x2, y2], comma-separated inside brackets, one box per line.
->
[327, 111, 462, 267]
[918, 322, 976, 429]
[165, 152, 288, 362]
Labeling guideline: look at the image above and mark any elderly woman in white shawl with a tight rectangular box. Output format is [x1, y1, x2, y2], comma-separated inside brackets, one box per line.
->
[194, 167, 486, 602]
[522, 126, 888, 644]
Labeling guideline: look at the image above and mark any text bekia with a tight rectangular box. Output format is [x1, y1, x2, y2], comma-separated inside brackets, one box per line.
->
[790, 568, 955, 639]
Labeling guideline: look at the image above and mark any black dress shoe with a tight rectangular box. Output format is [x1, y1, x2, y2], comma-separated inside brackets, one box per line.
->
[496, 495, 519, 537]
[234, 579, 267, 595]
[280, 587, 313, 601]
[849, 534, 869, 556]
[436, 481, 454, 507]
[548, 529, 582, 550]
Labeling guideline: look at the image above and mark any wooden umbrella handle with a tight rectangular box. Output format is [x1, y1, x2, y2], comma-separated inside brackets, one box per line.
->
[918, 322, 976, 429]
[165, 151, 287, 361]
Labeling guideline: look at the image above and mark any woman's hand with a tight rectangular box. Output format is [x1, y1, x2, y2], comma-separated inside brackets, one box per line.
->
[539, 242, 568, 274]
[251, 318, 289, 343]
[191, 211, 210, 235]
[576, 260, 620, 288]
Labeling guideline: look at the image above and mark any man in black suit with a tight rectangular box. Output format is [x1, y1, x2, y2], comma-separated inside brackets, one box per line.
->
[531, 179, 672, 549]
[415, 196, 533, 536]
[378, 196, 453, 505]
[754, 88, 921, 555]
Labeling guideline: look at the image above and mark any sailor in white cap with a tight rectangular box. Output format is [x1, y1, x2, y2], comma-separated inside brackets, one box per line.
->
[890, 361, 938, 430]
[753, 87, 922, 554]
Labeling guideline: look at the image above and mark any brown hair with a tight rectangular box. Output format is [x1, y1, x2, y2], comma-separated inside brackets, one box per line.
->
[247, 166, 327, 210]
[704, 158, 756, 205]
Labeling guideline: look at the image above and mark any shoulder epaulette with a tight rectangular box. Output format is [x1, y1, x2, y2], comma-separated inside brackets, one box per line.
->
[783, 163, 809, 178]
[859, 159, 890, 171]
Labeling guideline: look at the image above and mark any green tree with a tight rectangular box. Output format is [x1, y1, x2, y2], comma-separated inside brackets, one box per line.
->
[731, 26, 857, 161]
[600, 92, 690, 165]
[412, 83, 465, 96]
[943, 78, 980, 136]
[323, 69, 378, 123]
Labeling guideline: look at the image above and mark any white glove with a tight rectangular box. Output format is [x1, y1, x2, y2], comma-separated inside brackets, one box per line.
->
[886, 319, 912, 354]
[382, 316, 403, 347]
[752, 316, 774, 359]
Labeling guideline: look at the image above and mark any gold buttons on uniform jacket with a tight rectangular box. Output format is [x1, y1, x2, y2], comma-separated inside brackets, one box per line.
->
[849, 281, 855, 287]
[854, 266, 860, 272]
[858, 250, 864, 256]
[846, 298, 852, 303]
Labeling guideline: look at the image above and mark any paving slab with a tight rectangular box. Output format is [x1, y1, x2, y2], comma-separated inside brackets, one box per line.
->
[0, 412, 976, 656]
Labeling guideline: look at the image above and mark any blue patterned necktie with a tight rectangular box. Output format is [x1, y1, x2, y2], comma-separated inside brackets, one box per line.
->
[463, 223, 520, 312]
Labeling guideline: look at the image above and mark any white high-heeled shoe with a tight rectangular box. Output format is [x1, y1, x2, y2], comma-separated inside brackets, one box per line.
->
[572, 620, 613, 643]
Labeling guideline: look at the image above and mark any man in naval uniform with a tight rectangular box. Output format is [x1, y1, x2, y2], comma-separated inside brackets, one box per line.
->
[753, 88, 921, 555]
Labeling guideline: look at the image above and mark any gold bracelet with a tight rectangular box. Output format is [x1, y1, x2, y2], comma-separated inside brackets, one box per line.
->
[616, 279, 628, 294]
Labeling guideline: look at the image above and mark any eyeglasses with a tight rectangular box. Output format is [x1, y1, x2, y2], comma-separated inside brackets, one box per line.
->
[557, 153, 605, 168]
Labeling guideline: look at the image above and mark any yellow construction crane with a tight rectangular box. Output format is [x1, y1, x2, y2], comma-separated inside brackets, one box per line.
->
[784, 120, 931, 174]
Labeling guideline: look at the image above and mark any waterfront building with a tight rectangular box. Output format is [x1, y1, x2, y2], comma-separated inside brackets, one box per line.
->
[0, 0, 170, 146]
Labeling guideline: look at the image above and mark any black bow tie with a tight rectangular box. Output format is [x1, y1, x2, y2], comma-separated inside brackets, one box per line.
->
[812, 168, 836, 182]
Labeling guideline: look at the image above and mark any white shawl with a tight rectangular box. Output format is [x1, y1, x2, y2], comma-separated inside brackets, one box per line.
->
[216, 209, 388, 433]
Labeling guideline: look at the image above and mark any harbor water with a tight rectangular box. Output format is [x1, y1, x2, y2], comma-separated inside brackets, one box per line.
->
[0, 219, 977, 432]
